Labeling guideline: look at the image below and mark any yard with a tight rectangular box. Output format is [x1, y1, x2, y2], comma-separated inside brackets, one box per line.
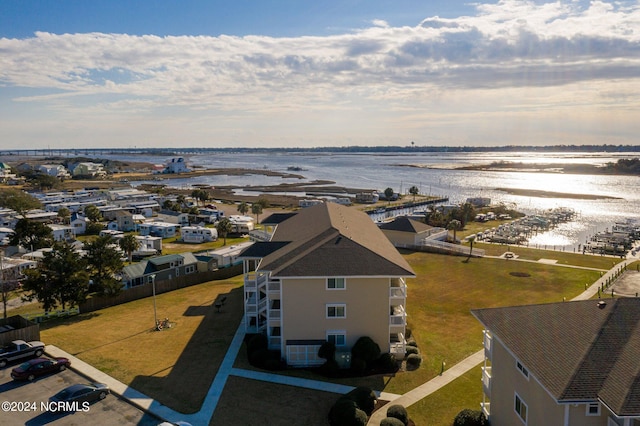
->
[15, 249, 614, 425]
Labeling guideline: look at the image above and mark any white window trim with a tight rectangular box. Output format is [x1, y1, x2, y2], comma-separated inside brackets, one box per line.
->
[514, 392, 528, 425]
[327, 277, 346, 290]
[326, 303, 346, 319]
[516, 359, 530, 380]
[327, 330, 347, 346]
[586, 402, 601, 416]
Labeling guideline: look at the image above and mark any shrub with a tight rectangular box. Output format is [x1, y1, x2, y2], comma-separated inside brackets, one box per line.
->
[406, 340, 418, 348]
[345, 387, 377, 416]
[386, 404, 409, 426]
[376, 352, 399, 373]
[350, 357, 367, 376]
[380, 418, 405, 426]
[405, 346, 420, 356]
[246, 333, 268, 354]
[351, 336, 381, 368]
[319, 358, 340, 377]
[328, 398, 368, 426]
[406, 353, 422, 369]
[248, 347, 271, 368]
[405, 328, 412, 339]
[319, 341, 336, 360]
[453, 408, 489, 426]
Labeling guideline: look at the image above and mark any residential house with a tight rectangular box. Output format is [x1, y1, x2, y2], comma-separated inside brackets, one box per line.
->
[250, 212, 297, 242]
[157, 210, 190, 226]
[203, 241, 253, 268]
[181, 226, 217, 243]
[162, 157, 191, 174]
[71, 162, 106, 178]
[137, 222, 179, 238]
[120, 252, 198, 288]
[378, 216, 447, 247]
[70, 212, 89, 235]
[48, 224, 75, 241]
[239, 202, 415, 367]
[114, 210, 136, 232]
[1, 256, 36, 286]
[229, 215, 254, 234]
[472, 299, 640, 426]
[37, 164, 71, 179]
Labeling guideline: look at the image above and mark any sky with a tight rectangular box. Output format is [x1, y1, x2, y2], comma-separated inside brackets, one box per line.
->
[1, 0, 640, 149]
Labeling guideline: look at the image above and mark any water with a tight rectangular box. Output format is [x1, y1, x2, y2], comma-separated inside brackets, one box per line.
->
[119, 150, 640, 251]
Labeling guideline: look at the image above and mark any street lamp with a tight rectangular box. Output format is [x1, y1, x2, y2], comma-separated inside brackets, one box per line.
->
[151, 274, 157, 330]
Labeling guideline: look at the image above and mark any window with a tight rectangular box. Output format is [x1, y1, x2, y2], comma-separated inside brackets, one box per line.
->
[185, 265, 195, 274]
[327, 331, 346, 346]
[326, 304, 346, 318]
[516, 360, 529, 379]
[327, 278, 346, 290]
[515, 393, 528, 424]
[586, 402, 600, 416]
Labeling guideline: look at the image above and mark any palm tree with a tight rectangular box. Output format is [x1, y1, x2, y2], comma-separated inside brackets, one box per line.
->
[216, 218, 233, 246]
[251, 203, 263, 224]
[466, 235, 476, 262]
[384, 187, 394, 205]
[447, 219, 462, 243]
[119, 234, 139, 263]
[409, 185, 419, 202]
[237, 202, 249, 216]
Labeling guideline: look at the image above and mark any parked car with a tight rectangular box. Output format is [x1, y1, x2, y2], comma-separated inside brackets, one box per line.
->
[11, 357, 70, 381]
[0, 340, 45, 368]
[50, 383, 110, 404]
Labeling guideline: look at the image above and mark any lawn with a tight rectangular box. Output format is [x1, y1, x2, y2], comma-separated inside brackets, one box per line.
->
[21, 249, 606, 422]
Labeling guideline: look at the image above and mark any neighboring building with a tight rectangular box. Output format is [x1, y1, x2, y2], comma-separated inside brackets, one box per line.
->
[467, 197, 491, 207]
[299, 199, 323, 208]
[355, 192, 380, 204]
[203, 241, 253, 268]
[114, 210, 136, 232]
[472, 299, 640, 426]
[71, 162, 106, 178]
[70, 212, 89, 235]
[157, 210, 190, 225]
[379, 216, 447, 247]
[137, 222, 179, 238]
[240, 202, 415, 367]
[48, 224, 75, 241]
[162, 157, 191, 174]
[120, 252, 198, 288]
[37, 164, 71, 179]
[228, 215, 254, 234]
[181, 226, 217, 243]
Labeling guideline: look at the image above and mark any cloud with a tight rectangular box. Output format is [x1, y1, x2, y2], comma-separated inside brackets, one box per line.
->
[0, 0, 639, 148]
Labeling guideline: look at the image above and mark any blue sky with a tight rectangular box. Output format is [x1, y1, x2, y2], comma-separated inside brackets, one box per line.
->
[1, 0, 639, 149]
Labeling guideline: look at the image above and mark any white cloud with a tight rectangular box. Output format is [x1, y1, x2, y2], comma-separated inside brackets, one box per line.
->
[0, 0, 639, 148]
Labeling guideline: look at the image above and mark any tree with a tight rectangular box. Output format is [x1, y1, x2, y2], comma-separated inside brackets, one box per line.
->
[162, 199, 175, 210]
[21, 241, 89, 311]
[84, 204, 102, 222]
[119, 233, 139, 263]
[251, 202, 263, 224]
[85, 235, 124, 296]
[216, 218, 233, 245]
[191, 189, 210, 206]
[9, 218, 53, 250]
[466, 235, 476, 262]
[176, 194, 186, 208]
[384, 187, 394, 204]
[0, 189, 42, 216]
[408, 185, 419, 202]
[447, 219, 462, 243]
[57, 207, 71, 224]
[237, 202, 249, 216]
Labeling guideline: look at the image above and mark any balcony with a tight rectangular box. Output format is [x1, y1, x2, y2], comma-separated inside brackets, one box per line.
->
[269, 309, 281, 320]
[481, 366, 492, 397]
[390, 306, 407, 327]
[268, 336, 281, 349]
[267, 281, 281, 293]
[483, 330, 493, 359]
[481, 402, 490, 418]
[389, 285, 406, 299]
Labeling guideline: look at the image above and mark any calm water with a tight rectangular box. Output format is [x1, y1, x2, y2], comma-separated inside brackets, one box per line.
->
[123, 151, 640, 251]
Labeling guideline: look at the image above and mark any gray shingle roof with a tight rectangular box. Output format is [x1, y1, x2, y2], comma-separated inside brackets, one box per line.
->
[378, 216, 434, 233]
[472, 299, 640, 416]
[257, 203, 415, 278]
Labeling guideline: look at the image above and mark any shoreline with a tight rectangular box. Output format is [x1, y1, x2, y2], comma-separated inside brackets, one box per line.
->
[397, 161, 640, 176]
[494, 187, 621, 200]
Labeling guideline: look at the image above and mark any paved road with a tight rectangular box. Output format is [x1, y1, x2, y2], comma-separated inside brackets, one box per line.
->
[0, 359, 161, 426]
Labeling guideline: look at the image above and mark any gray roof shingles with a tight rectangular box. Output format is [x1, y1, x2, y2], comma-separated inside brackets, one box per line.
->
[472, 299, 640, 416]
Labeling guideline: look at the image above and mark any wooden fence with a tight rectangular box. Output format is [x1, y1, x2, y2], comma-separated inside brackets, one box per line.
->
[79, 264, 243, 313]
[0, 315, 40, 345]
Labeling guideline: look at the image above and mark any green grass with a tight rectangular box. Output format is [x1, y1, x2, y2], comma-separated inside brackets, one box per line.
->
[9, 248, 612, 420]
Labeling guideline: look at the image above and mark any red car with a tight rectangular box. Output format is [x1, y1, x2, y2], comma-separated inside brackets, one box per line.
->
[11, 357, 71, 381]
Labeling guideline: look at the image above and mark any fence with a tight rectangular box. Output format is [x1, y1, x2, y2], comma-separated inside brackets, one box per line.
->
[399, 240, 485, 257]
[79, 263, 243, 313]
[0, 315, 40, 345]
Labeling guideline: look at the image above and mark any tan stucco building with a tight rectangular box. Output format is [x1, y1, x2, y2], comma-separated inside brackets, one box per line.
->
[473, 299, 640, 426]
[241, 203, 415, 367]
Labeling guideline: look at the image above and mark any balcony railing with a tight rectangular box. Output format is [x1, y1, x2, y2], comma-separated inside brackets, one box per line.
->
[389, 286, 406, 299]
[267, 281, 281, 292]
[482, 366, 492, 397]
[269, 309, 281, 319]
[481, 402, 490, 418]
[390, 341, 406, 358]
[483, 330, 493, 359]
[268, 336, 281, 348]
[390, 313, 407, 326]
[258, 298, 268, 312]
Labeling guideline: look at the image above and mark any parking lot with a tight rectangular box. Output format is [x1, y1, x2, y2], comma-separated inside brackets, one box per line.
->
[0, 359, 161, 426]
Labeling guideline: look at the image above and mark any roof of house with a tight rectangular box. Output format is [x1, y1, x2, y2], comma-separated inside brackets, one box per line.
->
[378, 216, 434, 233]
[251, 203, 415, 278]
[260, 212, 298, 225]
[472, 298, 640, 416]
